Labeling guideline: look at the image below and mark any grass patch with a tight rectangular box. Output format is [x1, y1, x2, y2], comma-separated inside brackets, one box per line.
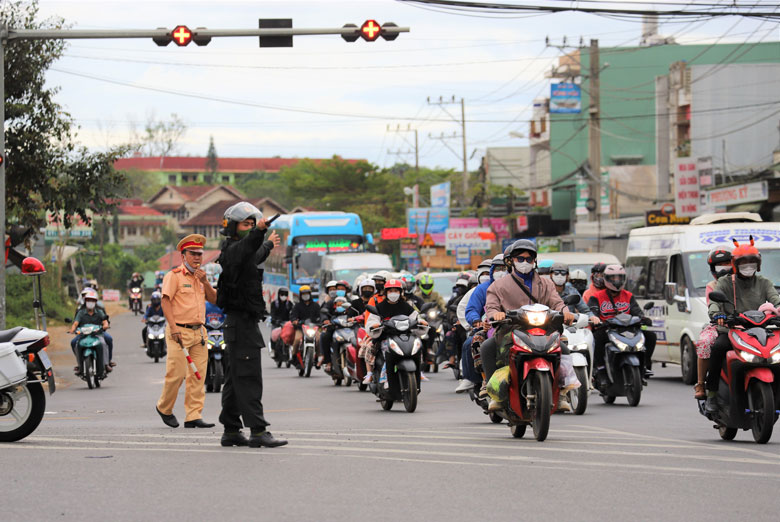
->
[6, 272, 74, 328]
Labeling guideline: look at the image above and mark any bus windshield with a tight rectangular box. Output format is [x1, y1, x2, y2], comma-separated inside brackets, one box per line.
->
[687, 249, 780, 292]
[291, 235, 364, 283]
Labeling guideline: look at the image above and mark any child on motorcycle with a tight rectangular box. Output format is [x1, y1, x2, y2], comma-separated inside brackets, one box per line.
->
[69, 288, 111, 376]
[693, 247, 733, 400]
[705, 238, 780, 413]
[142, 291, 164, 346]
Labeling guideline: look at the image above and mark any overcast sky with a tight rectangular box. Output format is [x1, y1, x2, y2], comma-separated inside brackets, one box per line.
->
[34, 0, 779, 172]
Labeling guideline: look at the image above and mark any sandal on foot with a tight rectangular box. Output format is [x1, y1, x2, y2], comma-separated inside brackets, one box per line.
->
[694, 382, 706, 400]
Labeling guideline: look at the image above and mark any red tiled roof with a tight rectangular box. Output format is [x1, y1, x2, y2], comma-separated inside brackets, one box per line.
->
[181, 199, 241, 226]
[114, 156, 364, 173]
[170, 185, 216, 200]
[150, 203, 184, 212]
[119, 220, 168, 227]
[118, 205, 163, 216]
[157, 250, 221, 272]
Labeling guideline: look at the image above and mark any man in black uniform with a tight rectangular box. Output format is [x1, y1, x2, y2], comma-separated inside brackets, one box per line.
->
[216, 201, 287, 448]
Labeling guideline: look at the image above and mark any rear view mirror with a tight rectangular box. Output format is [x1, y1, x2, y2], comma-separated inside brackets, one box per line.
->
[643, 301, 655, 311]
[366, 305, 379, 315]
[420, 302, 435, 312]
[563, 294, 579, 306]
[709, 290, 728, 304]
[663, 282, 677, 305]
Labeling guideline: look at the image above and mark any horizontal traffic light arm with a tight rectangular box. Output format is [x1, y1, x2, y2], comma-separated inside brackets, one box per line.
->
[6, 25, 409, 41]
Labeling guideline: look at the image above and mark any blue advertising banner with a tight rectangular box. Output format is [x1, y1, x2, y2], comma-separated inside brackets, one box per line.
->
[550, 83, 581, 114]
[430, 181, 451, 208]
[406, 208, 450, 240]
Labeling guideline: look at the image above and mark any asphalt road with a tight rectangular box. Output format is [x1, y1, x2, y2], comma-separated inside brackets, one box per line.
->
[3, 310, 779, 522]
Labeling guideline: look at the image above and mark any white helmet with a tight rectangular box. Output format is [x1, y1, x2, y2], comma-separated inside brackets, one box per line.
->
[83, 288, 99, 301]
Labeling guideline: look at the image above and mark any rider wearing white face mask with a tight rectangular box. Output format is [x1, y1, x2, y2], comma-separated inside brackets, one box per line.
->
[550, 262, 598, 323]
[705, 237, 780, 413]
[270, 287, 293, 328]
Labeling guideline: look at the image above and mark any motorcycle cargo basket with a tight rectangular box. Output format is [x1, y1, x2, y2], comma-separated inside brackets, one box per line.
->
[0, 343, 28, 388]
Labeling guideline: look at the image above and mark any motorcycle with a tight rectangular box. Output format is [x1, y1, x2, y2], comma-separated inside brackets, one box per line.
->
[76, 324, 109, 389]
[489, 300, 576, 442]
[0, 327, 54, 442]
[698, 291, 780, 444]
[419, 302, 443, 373]
[562, 314, 594, 415]
[269, 321, 291, 369]
[145, 315, 167, 363]
[205, 317, 226, 393]
[593, 302, 654, 407]
[367, 307, 426, 413]
[297, 321, 319, 378]
[329, 314, 357, 387]
[467, 327, 502, 424]
[129, 287, 143, 315]
[346, 316, 369, 391]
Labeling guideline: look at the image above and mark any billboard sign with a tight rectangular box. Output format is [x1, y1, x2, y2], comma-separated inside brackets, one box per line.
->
[406, 207, 449, 244]
[550, 83, 581, 114]
[704, 180, 767, 209]
[445, 227, 492, 252]
[674, 158, 700, 218]
[430, 181, 451, 208]
[449, 217, 510, 239]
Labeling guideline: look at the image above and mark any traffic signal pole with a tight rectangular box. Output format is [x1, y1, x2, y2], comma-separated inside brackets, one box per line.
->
[0, 20, 409, 327]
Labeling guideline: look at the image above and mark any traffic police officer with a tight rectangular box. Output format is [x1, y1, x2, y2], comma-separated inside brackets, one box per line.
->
[217, 202, 287, 448]
[155, 234, 217, 428]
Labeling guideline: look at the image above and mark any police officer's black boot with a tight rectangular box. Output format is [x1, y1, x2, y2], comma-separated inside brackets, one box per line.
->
[248, 429, 288, 448]
[221, 431, 249, 447]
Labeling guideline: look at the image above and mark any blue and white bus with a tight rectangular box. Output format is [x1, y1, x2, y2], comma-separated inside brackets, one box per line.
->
[263, 212, 372, 299]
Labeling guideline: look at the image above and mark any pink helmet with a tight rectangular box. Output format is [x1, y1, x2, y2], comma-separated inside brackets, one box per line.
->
[603, 264, 627, 292]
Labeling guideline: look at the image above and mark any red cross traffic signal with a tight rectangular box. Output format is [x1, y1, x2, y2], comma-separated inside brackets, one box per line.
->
[360, 20, 381, 42]
[172, 25, 193, 46]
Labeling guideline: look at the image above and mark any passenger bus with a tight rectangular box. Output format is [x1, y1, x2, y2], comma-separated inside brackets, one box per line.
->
[264, 212, 373, 299]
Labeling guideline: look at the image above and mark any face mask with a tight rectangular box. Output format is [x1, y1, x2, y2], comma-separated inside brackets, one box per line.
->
[593, 275, 605, 289]
[479, 274, 490, 284]
[279, 295, 288, 301]
[572, 281, 587, 294]
[336, 306, 346, 313]
[387, 291, 401, 303]
[493, 270, 507, 280]
[361, 290, 374, 299]
[714, 264, 732, 278]
[552, 274, 567, 286]
[739, 263, 757, 278]
[514, 260, 535, 274]
[86, 301, 96, 310]
[375, 284, 385, 293]
[301, 294, 311, 301]
[183, 260, 198, 274]
[336, 290, 346, 297]
[236, 228, 251, 239]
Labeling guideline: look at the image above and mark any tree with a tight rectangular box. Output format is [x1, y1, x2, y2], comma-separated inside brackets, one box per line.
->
[206, 136, 218, 174]
[2, 1, 130, 231]
[131, 111, 186, 161]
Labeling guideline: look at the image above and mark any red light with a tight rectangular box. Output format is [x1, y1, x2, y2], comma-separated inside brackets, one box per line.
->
[21, 256, 46, 276]
[361, 20, 381, 41]
[172, 25, 193, 46]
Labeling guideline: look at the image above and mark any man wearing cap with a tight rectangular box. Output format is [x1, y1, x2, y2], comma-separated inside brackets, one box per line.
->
[155, 234, 217, 429]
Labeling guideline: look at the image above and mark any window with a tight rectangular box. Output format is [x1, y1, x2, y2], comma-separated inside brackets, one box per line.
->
[168, 175, 176, 184]
[222, 175, 230, 183]
[204, 175, 212, 184]
[669, 254, 687, 296]
[625, 256, 648, 298]
[647, 258, 668, 299]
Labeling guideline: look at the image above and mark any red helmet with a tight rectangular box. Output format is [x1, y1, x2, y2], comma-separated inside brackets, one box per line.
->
[731, 236, 761, 270]
[336, 279, 351, 291]
[385, 279, 404, 290]
[603, 264, 627, 292]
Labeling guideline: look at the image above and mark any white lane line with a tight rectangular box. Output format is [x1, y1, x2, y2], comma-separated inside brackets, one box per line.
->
[25, 435, 780, 469]
[6, 441, 780, 480]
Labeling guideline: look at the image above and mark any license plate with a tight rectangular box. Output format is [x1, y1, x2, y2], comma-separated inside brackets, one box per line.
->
[37, 350, 52, 370]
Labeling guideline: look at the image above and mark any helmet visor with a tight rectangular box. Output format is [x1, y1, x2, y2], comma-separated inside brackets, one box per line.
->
[605, 274, 626, 290]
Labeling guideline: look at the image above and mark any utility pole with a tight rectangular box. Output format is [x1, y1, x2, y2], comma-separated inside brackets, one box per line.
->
[428, 96, 468, 203]
[587, 39, 601, 223]
[387, 124, 418, 172]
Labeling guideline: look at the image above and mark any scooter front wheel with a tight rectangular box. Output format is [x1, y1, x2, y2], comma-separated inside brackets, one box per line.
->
[402, 372, 418, 413]
[624, 366, 642, 407]
[749, 381, 775, 444]
[572, 367, 589, 415]
[718, 425, 738, 441]
[532, 371, 552, 442]
[510, 424, 526, 438]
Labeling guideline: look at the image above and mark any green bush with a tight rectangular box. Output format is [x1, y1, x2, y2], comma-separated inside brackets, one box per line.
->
[6, 272, 74, 328]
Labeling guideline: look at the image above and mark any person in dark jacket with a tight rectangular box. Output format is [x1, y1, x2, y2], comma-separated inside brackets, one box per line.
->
[290, 285, 321, 361]
[270, 287, 293, 327]
[216, 201, 286, 449]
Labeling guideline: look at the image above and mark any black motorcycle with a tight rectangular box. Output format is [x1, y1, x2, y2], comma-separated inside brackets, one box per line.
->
[205, 317, 226, 393]
[419, 302, 444, 373]
[145, 315, 167, 363]
[594, 302, 654, 407]
[367, 306, 425, 413]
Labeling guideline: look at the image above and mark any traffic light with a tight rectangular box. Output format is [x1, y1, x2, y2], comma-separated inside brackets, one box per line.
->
[342, 21, 403, 42]
[171, 25, 192, 46]
[153, 27, 171, 46]
[259, 19, 293, 48]
[341, 24, 359, 43]
[152, 25, 210, 47]
[360, 20, 381, 42]
[192, 27, 211, 46]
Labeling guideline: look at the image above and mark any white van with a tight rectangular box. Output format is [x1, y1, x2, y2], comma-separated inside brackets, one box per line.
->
[318, 253, 393, 289]
[538, 252, 621, 275]
[624, 212, 780, 383]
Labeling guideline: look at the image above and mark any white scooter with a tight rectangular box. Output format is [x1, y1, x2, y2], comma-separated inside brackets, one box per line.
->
[562, 314, 594, 415]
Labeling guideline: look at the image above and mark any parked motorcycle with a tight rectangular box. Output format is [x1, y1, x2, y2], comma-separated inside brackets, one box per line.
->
[367, 307, 425, 413]
[489, 301, 574, 442]
[419, 302, 443, 373]
[205, 317, 226, 393]
[297, 321, 319, 378]
[76, 324, 109, 389]
[698, 291, 780, 444]
[593, 302, 654, 407]
[145, 315, 167, 363]
[129, 287, 143, 315]
[562, 314, 594, 415]
[329, 315, 356, 387]
[0, 327, 54, 442]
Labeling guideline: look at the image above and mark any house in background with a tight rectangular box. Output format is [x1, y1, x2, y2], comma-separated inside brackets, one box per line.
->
[146, 185, 244, 232]
[107, 199, 172, 247]
[180, 196, 288, 247]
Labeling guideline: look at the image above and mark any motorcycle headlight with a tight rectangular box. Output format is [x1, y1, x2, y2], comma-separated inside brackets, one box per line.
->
[574, 342, 589, 352]
[740, 351, 757, 363]
[526, 311, 547, 326]
[334, 333, 345, 342]
[305, 327, 316, 337]
[636, 339, 645, 351]
[389, 339, 404, 356]
[412, 338, 422, 355]
[609, 333, 629, 351]
[770, 353, 780, 364]
[427, 310, 438, 320]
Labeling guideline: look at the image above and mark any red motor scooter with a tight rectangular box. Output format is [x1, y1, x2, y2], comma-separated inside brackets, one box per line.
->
[701, 291, 780, 444]
[492, 299, 575, 442]
[345, 315, 369, 391]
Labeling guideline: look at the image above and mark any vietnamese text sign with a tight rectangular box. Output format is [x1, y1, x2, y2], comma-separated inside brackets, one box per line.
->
[536, 237, 561, 253]
[575, 176, 589, 216]
[675, 158, 699, 218]
[550, 83, 581, 114]
[406, 208, 449, 244]
[400, 238, 418, 259]
[450, 217, 510, 239]
[102, 289, 120, 302]
[600, 171, 610, 215]
[705, 181, 767, 208]
[380, 227, 415, 241]
[420, 247, 436, 257]
[698, 157, 713, 188]
[445, 227, 492, 252]
[45, 211, 93, 239]
[430, 181, 451, 208]
[455, 246, 471, 265]
[516, 215, 529, 233]
[645, 210, 691, 227]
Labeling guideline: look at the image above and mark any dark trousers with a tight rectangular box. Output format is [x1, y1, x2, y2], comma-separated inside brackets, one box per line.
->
[593, 328, 656, 370]
[219, 313, 270, 432]
[706, 332, 731, 392]
[461, 335, 480, 384]
[481, 336, 499, 382]
[320, 326, 335, 364]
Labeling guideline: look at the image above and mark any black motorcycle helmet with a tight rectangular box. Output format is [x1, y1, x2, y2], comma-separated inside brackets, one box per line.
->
[278, 287, 289, 299]
[371, 273, 386, 293]
[707, 246, 733, 278]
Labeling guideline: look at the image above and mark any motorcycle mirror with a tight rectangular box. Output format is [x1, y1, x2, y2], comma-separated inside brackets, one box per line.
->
[420, 302, 435, 312]
[643, 301, 655, 311]
[366, 305, 379, 315]
[708, 291, 728, 304]
[563, 294, 579, 306]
